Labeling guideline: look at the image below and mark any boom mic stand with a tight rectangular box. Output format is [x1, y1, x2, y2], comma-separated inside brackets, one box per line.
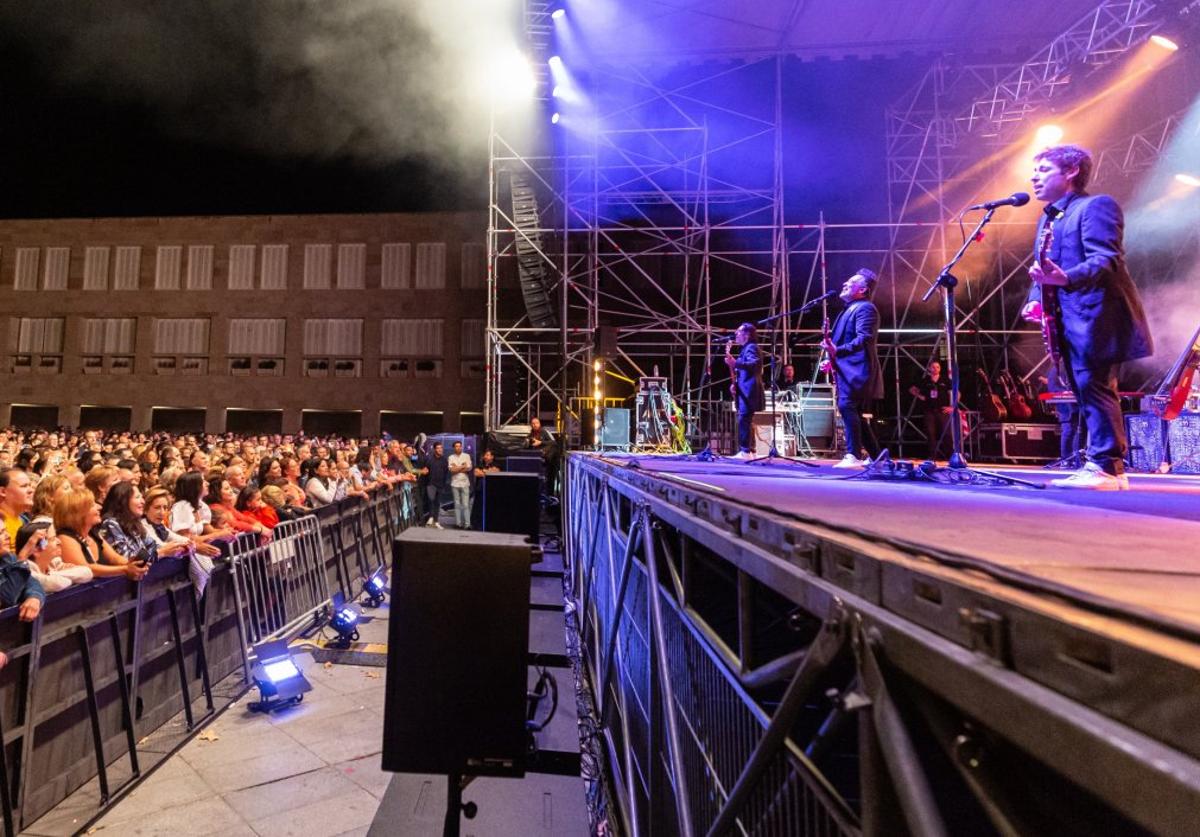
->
[743, 298, 832, 468]
[911, 208, 1043, 489]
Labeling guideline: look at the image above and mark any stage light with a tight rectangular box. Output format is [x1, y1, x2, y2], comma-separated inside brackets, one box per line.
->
[328, 592, 361, 648]
[552, 84, 563, 98]
[551, 8, 566, 21]
[1035, 124, 1064, 146]
[361, 567, 387, 608]
[248, 639, 312, 713]
[551, 112, 561, 125]
[1150, 34, 1180, 51]
[489, 51, 537, 102]
[1175, 173, 1200, 188]
[548, 55, 563, 69]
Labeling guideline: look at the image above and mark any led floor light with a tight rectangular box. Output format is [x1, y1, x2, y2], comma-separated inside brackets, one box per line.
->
[248, 639, 312, 713]
[328, 591, 362, 648]
[362, 567, 387, 608]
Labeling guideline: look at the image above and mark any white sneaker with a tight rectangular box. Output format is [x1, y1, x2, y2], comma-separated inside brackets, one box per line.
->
[433, 520, 445, 529]
[730, 450, 753, 459]
[1050, 462, 1129, 491]
[831, 454, 866, 469]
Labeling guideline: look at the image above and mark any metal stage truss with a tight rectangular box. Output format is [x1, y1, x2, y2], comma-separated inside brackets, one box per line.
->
[488, 0, 1194, 457]
[564, 454, 1200, 836]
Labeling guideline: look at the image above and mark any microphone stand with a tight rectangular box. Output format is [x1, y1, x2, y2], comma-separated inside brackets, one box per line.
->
[742, 298, 829, 468]
[910, 208, 1042, 489]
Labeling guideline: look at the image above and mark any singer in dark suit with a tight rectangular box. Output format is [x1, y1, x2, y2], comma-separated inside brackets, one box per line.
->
[821, 269, 883, 466]
[725, 322, 764, 457]
[1024, 144, 1153, 490]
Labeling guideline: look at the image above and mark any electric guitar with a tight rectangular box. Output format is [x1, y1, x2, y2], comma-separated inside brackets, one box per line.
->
[1036, 216, 1068, 387]
[1152, 322, 1200, 421]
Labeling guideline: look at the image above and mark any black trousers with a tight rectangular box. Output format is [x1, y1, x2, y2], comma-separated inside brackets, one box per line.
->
[737, 404, 754, 453]
[922, 411, 950, 460]
[1069, 359, 1125, 475]
[838, 392, 875, 459]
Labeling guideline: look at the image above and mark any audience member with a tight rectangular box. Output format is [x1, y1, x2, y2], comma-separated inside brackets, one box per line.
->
[54, 488, 149, 581]
[0, 467, 35, 543]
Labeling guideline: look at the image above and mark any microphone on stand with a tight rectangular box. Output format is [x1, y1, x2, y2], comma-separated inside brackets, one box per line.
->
[800, 288, 841, 312]
[966, 192, 1031, 211]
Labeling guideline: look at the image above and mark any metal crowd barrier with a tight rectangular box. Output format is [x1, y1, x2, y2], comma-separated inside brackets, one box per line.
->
[0, 482, 416, 835]
[229, 484, 417, 677]
[0, 555, 244, 834]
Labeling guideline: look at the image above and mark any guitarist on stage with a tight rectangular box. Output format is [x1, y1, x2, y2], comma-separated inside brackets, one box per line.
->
[821, 268, 883, 467]
[1022, 144, 1153, 490]
[725, 322, 764, 459]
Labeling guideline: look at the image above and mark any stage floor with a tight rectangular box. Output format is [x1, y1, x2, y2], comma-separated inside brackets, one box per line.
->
[578, 452, 1200, 637]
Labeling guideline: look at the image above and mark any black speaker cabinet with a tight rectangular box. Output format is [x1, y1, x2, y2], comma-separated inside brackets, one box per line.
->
[481, 472, 540, 541]
[382, 529, 533, 777]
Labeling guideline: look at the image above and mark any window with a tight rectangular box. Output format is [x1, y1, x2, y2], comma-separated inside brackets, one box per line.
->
[461, 242, 486, 289]
[155, 245, 183, 290]
[337, 243, 365, 289]
[261, 244, 288, 290]
[228, 245, 256, 290]
[381, 243, 411, 289]
[380, 318, 443, 378]
[43, 247, 69, 290]
[80, 317, 136, 375]
[83, 247, 110, 291]
[414, 243, 446, 289]
[153, 318, 210, 375]
[303, 318, 361, 377]
[187, 245, 214, 290]
[14, 248, 39, 291]
[303, 244, 332, 289]
[227, 318, 286, 376]
[460, 318, 485, 357]
[9, 317, 64, 374]
[113, 246, 141, 290]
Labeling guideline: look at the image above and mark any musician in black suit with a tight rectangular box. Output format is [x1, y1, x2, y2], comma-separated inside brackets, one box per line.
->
[1023, 144, 1153, 490]
[822, 269, 883, 467]
[725, 322, 764, 458]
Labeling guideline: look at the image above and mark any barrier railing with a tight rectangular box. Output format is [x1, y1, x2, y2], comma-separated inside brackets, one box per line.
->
[0, 482, 417, 835]
[229, 483, 417, 676]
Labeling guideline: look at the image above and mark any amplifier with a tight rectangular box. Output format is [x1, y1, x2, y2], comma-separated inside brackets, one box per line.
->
[979, 422, 1060, 462]
[1168, 413, 1200, 474]
[1126, 412, 1167, 473]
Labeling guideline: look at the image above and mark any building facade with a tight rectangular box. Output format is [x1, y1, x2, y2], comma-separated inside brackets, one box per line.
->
[0, 211, 488, 437]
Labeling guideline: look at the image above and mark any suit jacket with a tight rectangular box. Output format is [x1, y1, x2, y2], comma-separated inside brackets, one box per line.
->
[831, 299, 883, 399]
[1026, 192, 1153, 367]
[732, 341, 765, 413]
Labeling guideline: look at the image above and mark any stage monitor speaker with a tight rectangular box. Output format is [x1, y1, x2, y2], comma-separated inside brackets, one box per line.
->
[1167, 413, 1200, 474]
[482, 472, 540, 541]
[382, 529, 533, 778]
[602, 407, 630, 447]
[596, 324, 619, 357]
[1126, 412, 1167, 472]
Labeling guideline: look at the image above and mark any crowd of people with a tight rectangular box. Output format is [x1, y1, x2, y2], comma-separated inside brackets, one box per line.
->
[0, 427, 510, 623]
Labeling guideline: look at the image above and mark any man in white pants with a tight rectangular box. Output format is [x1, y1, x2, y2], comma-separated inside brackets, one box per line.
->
[447, 441, 473, 530]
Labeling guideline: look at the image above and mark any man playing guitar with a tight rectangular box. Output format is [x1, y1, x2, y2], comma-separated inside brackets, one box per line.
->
[1022, 144, 1153, 490]
[725, 323, 764, 458]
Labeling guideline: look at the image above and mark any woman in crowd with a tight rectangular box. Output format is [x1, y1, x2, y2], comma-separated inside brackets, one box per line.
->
[29, 474, 70, 526]
[14, 521, 93, 593]
[54, 487, 150, 581]
[205, 477, 270, 536]
[255, 456, 283, 490]
[235, 486, 278, 529]
[260, 485, 307, 522]
[170, 472, 233, 543]
[302, 457, 335, 506]
[280, 455, 308, 508]
[142, 487, 218, 558]
[99, 481, 191, 563]
[83, 465, 120, 505]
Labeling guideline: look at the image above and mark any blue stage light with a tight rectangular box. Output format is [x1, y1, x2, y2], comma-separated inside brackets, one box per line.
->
[551, 8, 565, 20]
[548, 55, 563, 69]
[362, 568, 387, 608]
[551, 113, 561, 125]
[249, 639, 312, 713]
[328, 592, 362, 647]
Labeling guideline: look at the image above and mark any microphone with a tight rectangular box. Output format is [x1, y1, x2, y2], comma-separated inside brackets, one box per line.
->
[967, 192, 1030, 211]
[809, 289, 840, 303]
